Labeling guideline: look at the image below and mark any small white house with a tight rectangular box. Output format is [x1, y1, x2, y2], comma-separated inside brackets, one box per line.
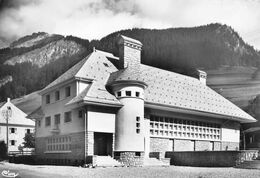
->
[0, 98, 35, 153]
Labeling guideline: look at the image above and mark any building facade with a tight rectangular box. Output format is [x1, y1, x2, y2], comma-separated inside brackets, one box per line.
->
[33, 35, 256, 166]
[0, 98, 35, 153]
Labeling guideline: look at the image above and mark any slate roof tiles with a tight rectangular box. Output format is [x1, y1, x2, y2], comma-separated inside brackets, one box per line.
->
[41, 49, 255, 123]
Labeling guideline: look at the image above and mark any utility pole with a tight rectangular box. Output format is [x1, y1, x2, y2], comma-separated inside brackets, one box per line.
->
[2, 104, 12, 154]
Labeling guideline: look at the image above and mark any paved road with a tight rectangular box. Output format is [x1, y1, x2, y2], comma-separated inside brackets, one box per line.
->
[1, 162, 260, 178]
[0, 163, 66, 178]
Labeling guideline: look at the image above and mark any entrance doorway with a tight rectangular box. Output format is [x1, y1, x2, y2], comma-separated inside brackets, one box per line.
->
[94, 132, 113, 156]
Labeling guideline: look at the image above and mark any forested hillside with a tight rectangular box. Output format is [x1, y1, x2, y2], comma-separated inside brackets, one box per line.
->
[0, 23, 260, 102]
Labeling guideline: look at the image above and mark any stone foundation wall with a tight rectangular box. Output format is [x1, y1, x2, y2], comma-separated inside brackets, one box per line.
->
[195, 140, 211, 151]
[35, 131, 87, 165]
[85, 131, 94, 155]
[150, 137, 173, 153]
[174, 139, 194, 151]
[114, 152, 144, 166]
[214, 142, 221, 151]
[221, 141, 239, 151]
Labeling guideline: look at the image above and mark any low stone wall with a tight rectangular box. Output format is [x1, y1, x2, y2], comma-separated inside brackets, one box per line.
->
[114, 152, 144, 166]
[165, 150, 258, 167]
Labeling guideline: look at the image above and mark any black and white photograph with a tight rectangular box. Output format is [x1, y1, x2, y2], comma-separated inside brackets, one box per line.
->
[0, 0, 260, 177]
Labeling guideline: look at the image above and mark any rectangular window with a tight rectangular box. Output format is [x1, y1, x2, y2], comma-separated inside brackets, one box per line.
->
[136, 92, 140, 97]
[38, 120, 41, 127]
[45, 116, 51, 127]
[65, 86, 71, 97]
[55, 91, 60, 101]
[64, 111, 72, 123]
[10, 128, 16, 134]
[78, 110, 83, 118]
[46, 94, 50, 104]
[117, 91, 121, 97]
[54, 114, 61, 125]
[125, 91, 131, 96]
[26, 129, 30, 134]
[10, 140, 16, 146]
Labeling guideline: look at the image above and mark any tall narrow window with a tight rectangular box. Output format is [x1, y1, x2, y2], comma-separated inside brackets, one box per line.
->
[54, 114, 61, 125]
[78, 110, 83, 118]
[136, 92, 140, 97]
[10, 140, 16, 146]
[64, 111, 72, 123]
[45, 116, 51, 127]
[65, 86, 71, 97]
[117, 91, 121, 97]
[10, 128, 16, 134]
[136, 116, 140, 134]
[55, 91, 60, 101]
[38, 120, 41, 127]
[46, 94, 50, 104]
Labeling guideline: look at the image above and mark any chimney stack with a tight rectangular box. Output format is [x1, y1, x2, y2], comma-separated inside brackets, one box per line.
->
[117, 35, 142, 69]
[197, 70, 207, 85]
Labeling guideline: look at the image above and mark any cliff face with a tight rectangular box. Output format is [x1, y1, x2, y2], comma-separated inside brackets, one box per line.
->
[4, 39, 85, 67]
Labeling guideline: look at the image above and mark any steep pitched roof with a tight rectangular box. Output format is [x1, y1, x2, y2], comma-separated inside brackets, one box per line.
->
[41, 53, 92, 92]
[0, 102, 6, 108]
[107, 67, 145, 85]
[139, 64, 255, 122]
[27, 107, 44, 120]
[42, 50, 120, 93]
[65, 51, 121, 106]
[40, 47, 255, 123]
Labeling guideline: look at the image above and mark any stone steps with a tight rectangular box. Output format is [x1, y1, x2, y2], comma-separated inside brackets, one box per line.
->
[95, 156, 123, 167]
[143, 158, 169, 166]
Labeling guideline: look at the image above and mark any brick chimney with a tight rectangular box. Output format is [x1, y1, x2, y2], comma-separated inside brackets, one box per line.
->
[197, 70, 207, 85]
[117, 35, 142, 69]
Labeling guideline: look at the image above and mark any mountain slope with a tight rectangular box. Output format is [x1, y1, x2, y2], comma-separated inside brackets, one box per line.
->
[4, 39, 85, 67]
[1, 23, 260, 116]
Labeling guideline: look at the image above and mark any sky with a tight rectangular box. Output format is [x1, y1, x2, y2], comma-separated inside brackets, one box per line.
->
[0, 0, 260, 50]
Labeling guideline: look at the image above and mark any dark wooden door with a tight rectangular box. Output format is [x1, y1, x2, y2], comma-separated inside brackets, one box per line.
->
[94, 133, 112, 156]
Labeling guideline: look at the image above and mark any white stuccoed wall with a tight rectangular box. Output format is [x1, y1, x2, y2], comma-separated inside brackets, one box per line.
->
[87, 111, 115, 133]
[221, 121, 240, 143]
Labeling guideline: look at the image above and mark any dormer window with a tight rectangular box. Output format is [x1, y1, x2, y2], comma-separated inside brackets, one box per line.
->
[125, 91, 131, 96]
[65, 86, 71, 97]
[46, 94, 50, 104]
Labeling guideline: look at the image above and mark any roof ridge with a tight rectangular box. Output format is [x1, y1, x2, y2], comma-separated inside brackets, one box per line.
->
[41, 52, 94, 92]
[140, 64, 198, 82]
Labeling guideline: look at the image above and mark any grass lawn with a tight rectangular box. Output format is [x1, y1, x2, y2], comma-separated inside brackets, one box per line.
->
[1, 162, 260, 178]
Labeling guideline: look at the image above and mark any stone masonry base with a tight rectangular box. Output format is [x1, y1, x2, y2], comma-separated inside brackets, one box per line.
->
[114, 151, 144, 166]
